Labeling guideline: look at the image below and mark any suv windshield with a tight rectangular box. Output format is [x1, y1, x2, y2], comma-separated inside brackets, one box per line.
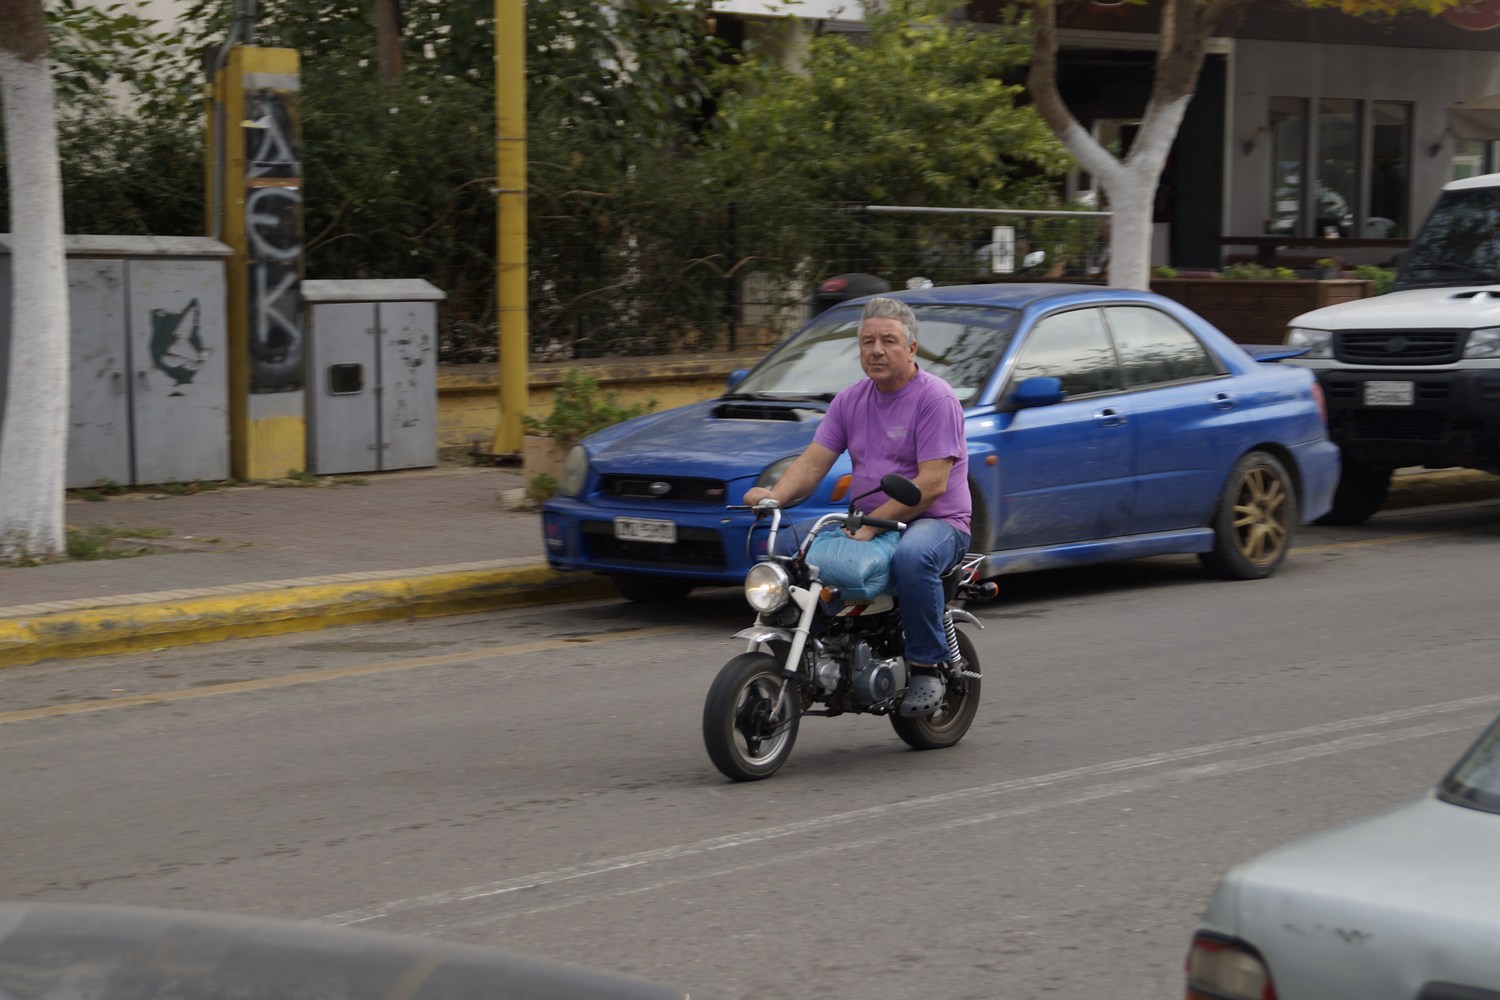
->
[728, 304, 1020, 406]
[1438, 714, 1500, 814]
[1399, 186, 1500, 289]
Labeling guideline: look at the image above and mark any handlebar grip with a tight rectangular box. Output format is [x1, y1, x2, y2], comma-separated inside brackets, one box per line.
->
[863, 516, 907, 531]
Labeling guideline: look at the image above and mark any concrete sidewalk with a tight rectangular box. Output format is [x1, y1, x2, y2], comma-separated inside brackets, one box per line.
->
[0, 463, 613, 667]
[1, 463, 1497, 667]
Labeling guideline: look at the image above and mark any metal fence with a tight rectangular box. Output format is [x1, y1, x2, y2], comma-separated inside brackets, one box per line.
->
[435, 205, 1112, 364]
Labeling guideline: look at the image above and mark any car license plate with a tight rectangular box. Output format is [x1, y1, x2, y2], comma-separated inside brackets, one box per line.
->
[1364, 380, 1414, 406]
[614, 517, 676, 544]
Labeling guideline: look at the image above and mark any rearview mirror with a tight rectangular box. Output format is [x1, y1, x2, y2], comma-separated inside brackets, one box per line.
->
[879, 473, 923, 507]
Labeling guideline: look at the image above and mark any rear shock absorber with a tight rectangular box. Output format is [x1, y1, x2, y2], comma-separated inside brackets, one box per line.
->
[944, 610, 980, 679]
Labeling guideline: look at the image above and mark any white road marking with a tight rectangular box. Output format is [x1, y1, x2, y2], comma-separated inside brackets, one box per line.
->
[317, 693, 1500, 929]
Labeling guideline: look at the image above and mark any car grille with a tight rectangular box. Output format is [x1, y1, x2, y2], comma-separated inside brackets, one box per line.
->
[1334, 330, 1465, 365]
[1343, 409, 1448, 441]
[599, 475, 728, 504]
[581, 521, 726, 570]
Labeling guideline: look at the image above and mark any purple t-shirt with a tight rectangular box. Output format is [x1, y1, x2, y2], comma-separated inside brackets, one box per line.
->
[813, 367, 971, 534]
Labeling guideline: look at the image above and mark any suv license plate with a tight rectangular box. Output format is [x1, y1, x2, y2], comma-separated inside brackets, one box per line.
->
[614, 517, 676, 544]
[1364, 380, 1414, 406]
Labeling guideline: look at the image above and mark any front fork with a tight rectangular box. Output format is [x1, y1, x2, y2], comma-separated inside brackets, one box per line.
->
[731, 583, 822, 725]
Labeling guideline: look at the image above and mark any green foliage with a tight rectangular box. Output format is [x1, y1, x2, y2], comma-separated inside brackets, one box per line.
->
[698, 0, 1067, 289]
[1221, 262, 1298, 280]
[1153, 265, 1180, 278]
[1353, 264, 1397, 294]
[64, 525, 172, 561]
[523, 369, 656, 450]
[6, 0, 1067, 357]
[527, 472, 559, 504]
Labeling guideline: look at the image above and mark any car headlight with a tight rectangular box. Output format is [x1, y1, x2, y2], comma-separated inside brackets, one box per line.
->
[558, 445, 589, 497]
[1465, 327, 1500, 358]
[744, 561, 790, 613]
[754, 455, 798, 491]
[1185, 934, 1274, 1000]
[1286, 327, 1332, 358]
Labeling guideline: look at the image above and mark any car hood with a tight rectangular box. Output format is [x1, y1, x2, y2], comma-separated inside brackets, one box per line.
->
[1291, 285, 1500, 329]
[1199, 794, 1500, 999]
[582, 398, 827, 478]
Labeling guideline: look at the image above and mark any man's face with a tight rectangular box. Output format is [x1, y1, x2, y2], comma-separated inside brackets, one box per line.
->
[858, 316, 917, 391]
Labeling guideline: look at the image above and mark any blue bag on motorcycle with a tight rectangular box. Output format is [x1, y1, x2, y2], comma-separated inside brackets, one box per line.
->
[805, 530, 899, 601]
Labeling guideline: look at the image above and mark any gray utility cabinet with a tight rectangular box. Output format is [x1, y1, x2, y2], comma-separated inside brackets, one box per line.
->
[0, 235, 232, 488]
[303, 279, 445, 475]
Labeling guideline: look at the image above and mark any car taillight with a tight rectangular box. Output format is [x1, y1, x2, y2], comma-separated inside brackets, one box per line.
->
[1311, 381, 1328, 426]
[1185, 933, 1277, 1000]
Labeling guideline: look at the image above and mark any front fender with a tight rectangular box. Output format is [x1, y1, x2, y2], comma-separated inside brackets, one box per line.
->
[732, 626, 793, 646]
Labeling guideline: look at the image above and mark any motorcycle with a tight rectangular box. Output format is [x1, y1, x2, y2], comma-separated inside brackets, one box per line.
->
[702, 473, 990, 782]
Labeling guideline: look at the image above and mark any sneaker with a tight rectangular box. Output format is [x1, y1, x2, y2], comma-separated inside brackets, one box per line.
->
[900, 665, 946, 716]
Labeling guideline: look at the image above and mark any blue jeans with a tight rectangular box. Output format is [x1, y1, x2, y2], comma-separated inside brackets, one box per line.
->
[777, 516, 969, 665]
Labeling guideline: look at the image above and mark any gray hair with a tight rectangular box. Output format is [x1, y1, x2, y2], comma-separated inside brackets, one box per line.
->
[859, 296, 918, 345]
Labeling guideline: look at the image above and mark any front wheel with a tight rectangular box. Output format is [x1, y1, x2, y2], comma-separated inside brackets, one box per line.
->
[703, 652, 803, 782]
[891, 630, 981, 750]
[1199, 450, 1297, 580]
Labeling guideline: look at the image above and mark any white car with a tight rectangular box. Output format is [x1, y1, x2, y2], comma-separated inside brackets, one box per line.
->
[1185, 713, 1500, 1000]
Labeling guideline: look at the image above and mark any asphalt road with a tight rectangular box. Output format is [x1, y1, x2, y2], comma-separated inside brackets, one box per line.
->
[5, 498, 1500, 999]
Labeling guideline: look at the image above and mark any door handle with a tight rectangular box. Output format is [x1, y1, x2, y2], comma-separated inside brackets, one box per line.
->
[1211, 391, 1236, 410]
[1093, 408, 1127, 427]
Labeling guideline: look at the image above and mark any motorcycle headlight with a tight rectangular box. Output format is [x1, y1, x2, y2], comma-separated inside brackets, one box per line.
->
[744, 561, 790, 613]
[1465, 327, 1500, 358]
[1286, 327, 1332, 358]
[558, 445, 588, 497]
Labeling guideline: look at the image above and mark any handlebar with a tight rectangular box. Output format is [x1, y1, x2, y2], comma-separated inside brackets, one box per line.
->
[729, 502, 908, 563]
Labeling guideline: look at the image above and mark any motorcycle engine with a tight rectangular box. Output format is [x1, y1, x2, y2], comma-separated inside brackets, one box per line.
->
[850, 641, 906, 706]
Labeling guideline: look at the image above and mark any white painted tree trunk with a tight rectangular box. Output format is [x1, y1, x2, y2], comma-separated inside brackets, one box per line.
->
[1045, 97, 1191, 291]
[0, 0, 70, 562]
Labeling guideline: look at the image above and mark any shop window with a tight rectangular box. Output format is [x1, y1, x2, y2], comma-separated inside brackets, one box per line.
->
[1453, 138, 1495, 181]
[1316, 98, 1358, 237]
[1267, 97, 1306, 236]
[1266, 97, 1412, 238]
[1370, 102, 1410, 237]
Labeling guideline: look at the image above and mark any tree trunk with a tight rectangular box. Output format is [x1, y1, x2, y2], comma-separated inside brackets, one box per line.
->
[1026, 0, 1251, 290]
[0, 0, 70, 562]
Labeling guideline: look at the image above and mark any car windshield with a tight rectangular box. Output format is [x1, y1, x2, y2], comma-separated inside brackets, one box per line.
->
[1399, 185, 1500, 289]
[1438, 715, 1500, 814]
[728, 304, 1020, 405]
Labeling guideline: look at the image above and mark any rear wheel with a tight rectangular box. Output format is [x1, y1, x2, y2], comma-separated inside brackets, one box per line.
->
[1200, 450, 1297, 580]
[609, 575, 693, 603]
[1314, 460, 1391, 526]
[891, 630, 981, 750]
[703, 652, 802, 781]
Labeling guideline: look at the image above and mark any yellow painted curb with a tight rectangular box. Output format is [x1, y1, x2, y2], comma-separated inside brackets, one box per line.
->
[0, 565, 614, 668]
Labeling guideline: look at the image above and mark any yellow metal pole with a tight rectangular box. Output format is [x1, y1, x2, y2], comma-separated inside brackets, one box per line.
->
[492, 0, 528, 455]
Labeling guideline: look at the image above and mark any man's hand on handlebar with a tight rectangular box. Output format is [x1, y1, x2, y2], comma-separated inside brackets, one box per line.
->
[742, 487, 777, 508]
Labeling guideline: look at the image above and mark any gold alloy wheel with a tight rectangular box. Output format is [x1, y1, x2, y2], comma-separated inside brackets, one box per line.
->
[1232, 465, 1289, 566]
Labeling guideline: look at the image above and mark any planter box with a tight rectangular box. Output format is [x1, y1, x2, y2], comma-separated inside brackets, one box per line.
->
[1150, 278, 1373, 345]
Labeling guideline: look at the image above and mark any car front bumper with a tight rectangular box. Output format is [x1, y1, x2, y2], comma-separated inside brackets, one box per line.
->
[541, 496, 837, 586]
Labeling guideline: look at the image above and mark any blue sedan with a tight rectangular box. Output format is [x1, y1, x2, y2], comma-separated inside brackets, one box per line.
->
[541, 283, 1339, 602]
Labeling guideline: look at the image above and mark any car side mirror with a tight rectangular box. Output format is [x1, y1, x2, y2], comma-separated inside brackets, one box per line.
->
[1011, 376, 1066, 409]
[727, 369, 748, 391]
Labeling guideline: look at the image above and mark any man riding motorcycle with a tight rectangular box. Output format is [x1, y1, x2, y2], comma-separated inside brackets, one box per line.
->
[742, 296, 972, 716]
